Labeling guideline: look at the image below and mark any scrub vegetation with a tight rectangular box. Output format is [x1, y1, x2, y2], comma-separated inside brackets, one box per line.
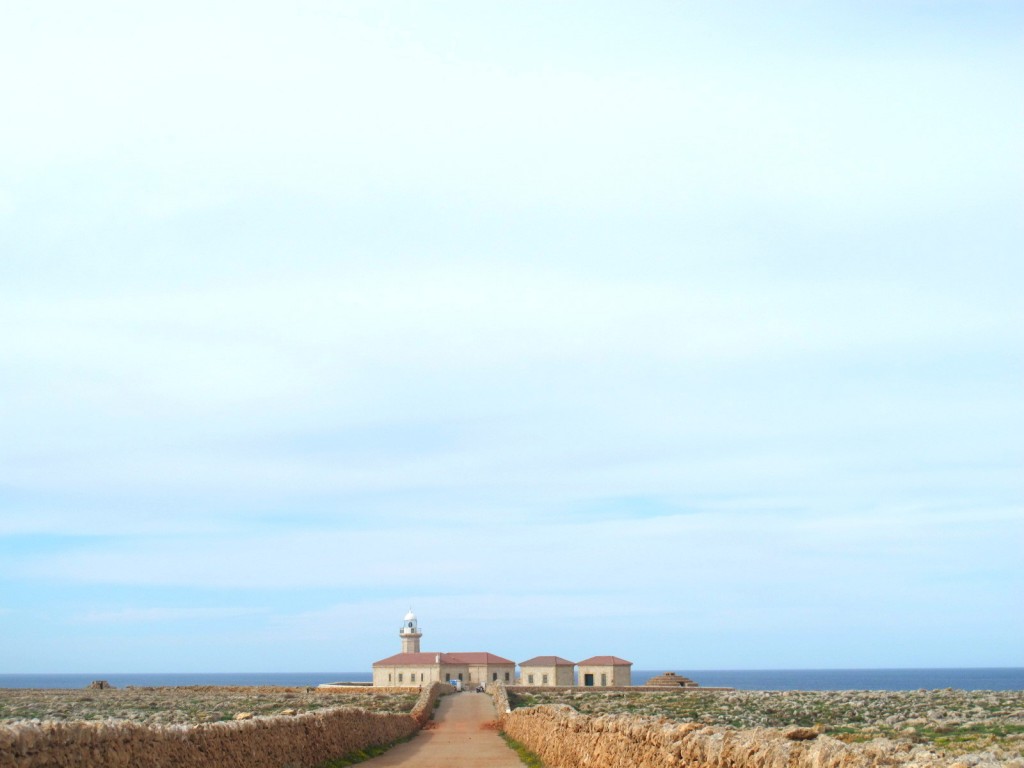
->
[0, 686, 418, 726]
[508, 688, 1024, 759]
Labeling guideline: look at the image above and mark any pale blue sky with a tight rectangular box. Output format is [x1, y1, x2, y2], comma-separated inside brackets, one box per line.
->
[1, 1, 1021, 673]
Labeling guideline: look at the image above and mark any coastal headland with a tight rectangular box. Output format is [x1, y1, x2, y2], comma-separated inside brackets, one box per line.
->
[1, 682, 1021, 767]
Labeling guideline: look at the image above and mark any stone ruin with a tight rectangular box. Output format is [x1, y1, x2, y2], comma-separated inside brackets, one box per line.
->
[644, 672, 699, 687]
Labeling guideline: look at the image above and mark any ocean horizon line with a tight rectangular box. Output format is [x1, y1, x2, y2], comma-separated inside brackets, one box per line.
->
[2, 668, 1021, 692]
[4, 666, 1021, 674]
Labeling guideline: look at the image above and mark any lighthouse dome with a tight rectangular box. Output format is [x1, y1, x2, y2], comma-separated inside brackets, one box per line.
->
[404, 609, 416, 622]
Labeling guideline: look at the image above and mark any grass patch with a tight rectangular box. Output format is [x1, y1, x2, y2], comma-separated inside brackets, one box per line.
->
[508, 691, 540, 709]
[500, 732, 546, 768]
[316, 735, 415, 767]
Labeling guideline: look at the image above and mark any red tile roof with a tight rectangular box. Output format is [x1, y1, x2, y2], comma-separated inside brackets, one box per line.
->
[576, 655, 632, 666]
[445, 652, 515, 665]
[519, 656, 575, 667]
[373, 651, 515, 667]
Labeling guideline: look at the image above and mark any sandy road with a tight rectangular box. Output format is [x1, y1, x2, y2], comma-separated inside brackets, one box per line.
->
[360, 691, 523, 767]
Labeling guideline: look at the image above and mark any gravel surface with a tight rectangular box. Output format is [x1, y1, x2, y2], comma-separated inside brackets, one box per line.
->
[0, 686, 418, 727]
[509, 688, 1024, 759]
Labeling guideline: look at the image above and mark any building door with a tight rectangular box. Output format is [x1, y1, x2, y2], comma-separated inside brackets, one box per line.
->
[584, 673, 594, 686]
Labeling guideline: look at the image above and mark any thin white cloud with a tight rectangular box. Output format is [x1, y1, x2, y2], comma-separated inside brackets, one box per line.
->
[0, 1, 1020, 671]
[73, 607, 268, 624]
[14, 505, 1019, 598]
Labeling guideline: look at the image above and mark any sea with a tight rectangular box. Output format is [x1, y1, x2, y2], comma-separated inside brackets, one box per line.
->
[1, 668, 1021, 691]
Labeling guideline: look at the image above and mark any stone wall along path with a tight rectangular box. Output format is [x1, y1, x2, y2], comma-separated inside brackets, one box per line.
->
[361, 691, 523, 768]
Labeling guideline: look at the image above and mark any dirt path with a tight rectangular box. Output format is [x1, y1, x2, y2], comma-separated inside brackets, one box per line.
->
[360, 691, 523, 767]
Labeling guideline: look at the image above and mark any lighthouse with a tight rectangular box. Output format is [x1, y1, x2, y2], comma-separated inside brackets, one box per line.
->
[400, 609, 422, 654]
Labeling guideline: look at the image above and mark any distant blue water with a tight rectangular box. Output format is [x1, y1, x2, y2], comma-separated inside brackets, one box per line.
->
[1, 668, 1021, 690]
[0, 673, 372, 689]
[647, 668, 1024, 691]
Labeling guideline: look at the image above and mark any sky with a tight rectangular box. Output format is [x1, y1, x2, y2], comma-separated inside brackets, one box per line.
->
[0, 1, 1021, 674]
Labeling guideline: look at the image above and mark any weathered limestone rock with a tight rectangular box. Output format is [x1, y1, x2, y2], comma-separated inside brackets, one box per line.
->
[783, 726, 821, 740]
[493, 685, 1012, 768]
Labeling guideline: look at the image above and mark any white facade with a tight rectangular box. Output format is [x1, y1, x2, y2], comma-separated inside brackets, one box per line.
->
[372, 611, 515, 687]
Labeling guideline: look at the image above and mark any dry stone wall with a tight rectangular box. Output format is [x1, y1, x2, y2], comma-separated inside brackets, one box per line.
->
[487, 681, 511, 715]
[409, 682, 450, 726]
[496, 686, 999, 768]
[0, 682, 450, 768]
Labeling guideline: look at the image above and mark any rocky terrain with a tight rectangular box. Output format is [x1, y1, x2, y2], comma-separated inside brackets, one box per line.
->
[509, 688, 1024, 762]
[0, 686, 417, 727]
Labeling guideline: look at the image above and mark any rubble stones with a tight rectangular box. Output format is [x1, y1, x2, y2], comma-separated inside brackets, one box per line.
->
[645, 672, 699, 688]
[0, 686, 418, 726]
[506, 687, 1024, 765]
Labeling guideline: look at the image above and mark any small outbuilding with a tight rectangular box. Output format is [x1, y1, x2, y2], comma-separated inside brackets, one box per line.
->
[576, 655, 632, 687]
[519, 656, 575, 686]
[645, 671, 699, 687]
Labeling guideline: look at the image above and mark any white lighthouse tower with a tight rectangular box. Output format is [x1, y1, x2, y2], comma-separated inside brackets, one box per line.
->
[400, 609, 422, 654]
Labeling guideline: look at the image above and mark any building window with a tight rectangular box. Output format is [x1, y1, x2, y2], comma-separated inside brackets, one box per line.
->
[528, 674, 534, 684]
[445, 673, 451, 682]
[492, 672, 497, 681]
[420, 673, 425, 682]
[542, 674, 548, 685]
[505, 672, 510, 682]
[601, 673, 607, 686]
[398, 673, 403, 682]
[458, 673, 463, 681]
[388, 674, 392, 682]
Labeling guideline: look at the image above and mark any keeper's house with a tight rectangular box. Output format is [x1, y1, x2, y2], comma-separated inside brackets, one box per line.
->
[519, 656, 575, 686]
[372, 611, 515, 687]
[576, 655, 633, 687]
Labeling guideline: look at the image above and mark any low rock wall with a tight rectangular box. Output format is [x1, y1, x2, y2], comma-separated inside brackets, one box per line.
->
[0, 682, 450, 768]
[495, 686, 974, 768]
[509, 685, 733, 694]
[410, 682, 451, 726]
[317, 686, 419, 694]
[486, 681, 511, 715]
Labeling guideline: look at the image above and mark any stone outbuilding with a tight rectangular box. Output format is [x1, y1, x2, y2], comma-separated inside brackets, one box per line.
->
[576, 655, 632, 687]
[518, 656, 575, 686]
[645, 671, 699, 687]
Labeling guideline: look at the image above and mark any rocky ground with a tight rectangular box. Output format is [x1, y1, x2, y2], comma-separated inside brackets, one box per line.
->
[510, 688, 1024, 762]
[0, 686, 418, 727]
